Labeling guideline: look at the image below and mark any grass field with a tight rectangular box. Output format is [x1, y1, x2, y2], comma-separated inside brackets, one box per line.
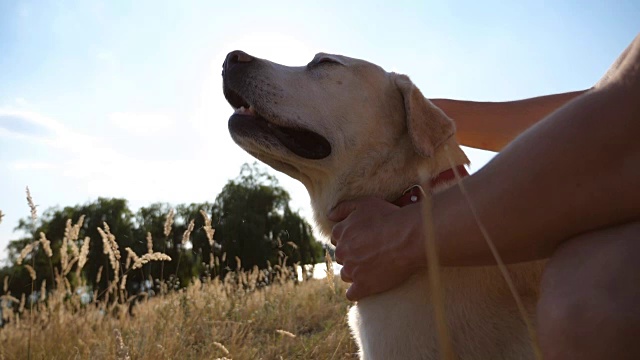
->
[1, 267, 357, 359]
[0, 197, 358, 360]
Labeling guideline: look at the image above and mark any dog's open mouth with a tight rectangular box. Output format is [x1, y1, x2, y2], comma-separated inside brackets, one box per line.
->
[225, 87, 331, 160]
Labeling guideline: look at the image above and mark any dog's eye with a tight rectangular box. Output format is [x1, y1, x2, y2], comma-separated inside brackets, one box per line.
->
[317, 57, 338, 65]
[309, 56, 341, 68]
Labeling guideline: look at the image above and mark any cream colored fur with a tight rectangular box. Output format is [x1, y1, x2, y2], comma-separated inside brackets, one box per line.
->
[225, 52, 545, 359]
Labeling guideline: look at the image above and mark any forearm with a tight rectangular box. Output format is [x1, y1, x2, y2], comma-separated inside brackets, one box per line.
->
[434, 80, 640, 266]
[432, 90, 587, 152]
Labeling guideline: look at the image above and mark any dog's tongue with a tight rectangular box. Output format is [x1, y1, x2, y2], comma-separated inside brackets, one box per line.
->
[268, 123, 331, 160]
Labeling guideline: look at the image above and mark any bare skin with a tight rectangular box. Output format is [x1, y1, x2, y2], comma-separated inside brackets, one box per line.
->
[330, 34, 640, 359]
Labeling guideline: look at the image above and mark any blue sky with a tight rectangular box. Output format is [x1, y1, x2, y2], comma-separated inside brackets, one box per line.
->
[0, 0, 637, 262]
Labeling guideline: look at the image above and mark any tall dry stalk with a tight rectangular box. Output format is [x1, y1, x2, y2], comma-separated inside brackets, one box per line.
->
[113, 329, 131, 360]
[416, 174, 455, 360]
[174, 219, 194, 279]
[443, 146, 542, 359]
[25, 186, 37, 360]
[200, 209, 215, 247]
[160, 209, 175, 284]
[39, 232, 55, 286]
[324, 250, 335, 295]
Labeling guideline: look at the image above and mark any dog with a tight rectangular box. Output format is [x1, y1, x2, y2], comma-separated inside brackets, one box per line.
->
[222, 50, 545, 359]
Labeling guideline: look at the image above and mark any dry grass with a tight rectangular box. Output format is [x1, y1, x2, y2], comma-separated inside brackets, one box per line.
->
[0, 196, 357, 360]
[0, 273, 355, 359]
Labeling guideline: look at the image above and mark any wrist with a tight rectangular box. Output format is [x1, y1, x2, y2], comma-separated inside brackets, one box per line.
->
[395, 203, 428, 272]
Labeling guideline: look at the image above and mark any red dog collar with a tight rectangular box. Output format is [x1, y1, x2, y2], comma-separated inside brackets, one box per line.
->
[392, 165, 469, 207]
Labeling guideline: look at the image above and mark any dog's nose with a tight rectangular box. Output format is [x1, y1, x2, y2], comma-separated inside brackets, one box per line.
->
[222, 50, 253, 76]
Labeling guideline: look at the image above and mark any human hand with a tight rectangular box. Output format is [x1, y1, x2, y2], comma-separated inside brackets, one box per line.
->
[328, 197, 426, 301]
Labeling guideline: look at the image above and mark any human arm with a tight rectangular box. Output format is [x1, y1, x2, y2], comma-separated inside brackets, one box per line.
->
[431, 91, 587, 152]
[432, 32, 639, 153]
[330, 34, 640, 300]
[435, 77, 639, 266]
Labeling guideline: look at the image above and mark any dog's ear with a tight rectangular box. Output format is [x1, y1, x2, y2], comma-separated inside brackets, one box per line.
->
[394, 74, 455, 157]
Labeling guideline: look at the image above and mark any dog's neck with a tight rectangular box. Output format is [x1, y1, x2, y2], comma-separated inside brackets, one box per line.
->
[309, 138, 470, 236]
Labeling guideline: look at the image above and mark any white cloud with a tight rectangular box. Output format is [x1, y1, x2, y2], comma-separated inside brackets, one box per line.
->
[10, 161, 57, 170]
[14, 98, 29, 107]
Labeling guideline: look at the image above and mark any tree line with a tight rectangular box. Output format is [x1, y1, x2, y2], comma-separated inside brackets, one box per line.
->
[0, 163, 324, 301]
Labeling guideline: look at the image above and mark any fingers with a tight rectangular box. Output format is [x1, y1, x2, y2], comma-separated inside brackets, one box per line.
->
[346, 283, 365, 302]
[334, 241, 345, 264]
[328, 200, 358, 222]
[340, 266, 352, 283]
[331, 222, 343, 246]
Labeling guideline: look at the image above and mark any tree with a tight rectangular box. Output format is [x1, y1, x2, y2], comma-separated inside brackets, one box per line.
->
[1, 163, 322, 301]
[212, 163, 323, 275]
[3, 198, 136, 299]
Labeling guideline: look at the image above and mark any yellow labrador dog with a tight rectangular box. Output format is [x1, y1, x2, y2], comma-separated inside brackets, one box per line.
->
[222, 50, 545, 359]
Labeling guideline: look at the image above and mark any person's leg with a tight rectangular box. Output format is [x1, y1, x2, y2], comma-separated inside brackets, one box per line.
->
[537, 221, 640, 360]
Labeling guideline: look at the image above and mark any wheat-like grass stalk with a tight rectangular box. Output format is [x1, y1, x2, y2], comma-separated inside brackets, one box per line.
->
[38, 232, 53, 258]
[213, 341, 230, 355]
[276, 329, 297, 338]
[63, 258, 78, 276]
[24, 264, 36, 281]
[25, 186, 37, 223]
[96, 266, 103, 283]
[163, 209, 175, 237]
[19, 293, 25, 313]
[61, 219, 72, 271]
[324, 250, 335, 294]
[113, 329, 131, 360]
[24, 187, 38, 360]
[0, 210, 4, 225]
[0, 294, 20, 303]
[102, 222, 121, 260]
[160, 209, 174, 283]
[67, 215, 84, 258]
[69, 236, 80, 259]
[98, 223, 121, 284]
[415, 174, 455, 360]
[132, 252, 172, 270]
[146, 232, 153, 254]
[39, 279, 46, 302]
[77, 236, 91, 273]
[16, 241, 36, 265]
[124, 247, 139, 270]
[443, 145, 542, 360]
[200, 210, 216, 247]
[120, 274, 128, 290]
[71, 215, 85, 238]
[63, 277, 72, 292]
[182, 219, 195, 246]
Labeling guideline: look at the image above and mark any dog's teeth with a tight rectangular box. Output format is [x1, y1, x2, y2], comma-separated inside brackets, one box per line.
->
[234, 106, 256, 116]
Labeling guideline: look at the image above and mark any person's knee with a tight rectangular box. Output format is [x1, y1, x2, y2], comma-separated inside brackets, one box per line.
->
[537, 221, 640, 360]
[537, 256, 589, 359]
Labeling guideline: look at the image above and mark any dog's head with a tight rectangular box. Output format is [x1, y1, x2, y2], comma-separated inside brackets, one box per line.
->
[223, 50, 468, 234]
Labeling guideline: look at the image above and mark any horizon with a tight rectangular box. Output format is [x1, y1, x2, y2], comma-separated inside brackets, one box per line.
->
[1, 0, 638, 262]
